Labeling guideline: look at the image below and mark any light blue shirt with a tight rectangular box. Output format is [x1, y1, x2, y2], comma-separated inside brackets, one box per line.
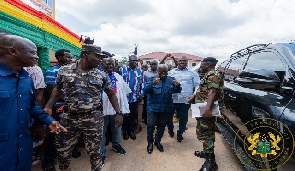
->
[169, 67, 200, 103]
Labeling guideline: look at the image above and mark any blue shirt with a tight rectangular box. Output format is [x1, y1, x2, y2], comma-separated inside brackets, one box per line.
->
[119, 66, 143, 103]
[169, 67, 200, 103]
[45, 64, 60, 85]
[45, 64, 63, 106]
[144, 76, 182, 112]
[0, 62, 54, 171]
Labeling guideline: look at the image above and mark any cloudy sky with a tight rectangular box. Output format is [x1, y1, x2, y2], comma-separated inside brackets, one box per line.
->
[54, 0, 295, 61]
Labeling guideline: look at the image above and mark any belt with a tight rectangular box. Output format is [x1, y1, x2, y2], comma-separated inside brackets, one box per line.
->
[69, 110, 92, 115]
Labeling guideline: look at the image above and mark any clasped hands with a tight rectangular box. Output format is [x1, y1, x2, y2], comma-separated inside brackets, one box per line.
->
[153, 77, 179, 86]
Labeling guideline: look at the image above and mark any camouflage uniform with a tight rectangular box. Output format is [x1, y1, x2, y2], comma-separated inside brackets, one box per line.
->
[55, 61, 111, 171]
[195, 68, 224, 154]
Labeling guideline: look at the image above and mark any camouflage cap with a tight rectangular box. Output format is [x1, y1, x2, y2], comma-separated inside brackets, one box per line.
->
[202, 57, 218, 63]
[81, 44, 104, 55]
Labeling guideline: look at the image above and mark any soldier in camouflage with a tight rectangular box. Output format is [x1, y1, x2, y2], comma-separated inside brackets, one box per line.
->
[193, 57, 224, 171]
[44, 44, 122, 171]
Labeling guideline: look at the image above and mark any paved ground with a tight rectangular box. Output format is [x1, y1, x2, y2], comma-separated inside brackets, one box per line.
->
[32, 111, 244, 171]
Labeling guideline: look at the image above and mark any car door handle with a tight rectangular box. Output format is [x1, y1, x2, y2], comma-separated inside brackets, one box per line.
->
[229, 94, 236, 99]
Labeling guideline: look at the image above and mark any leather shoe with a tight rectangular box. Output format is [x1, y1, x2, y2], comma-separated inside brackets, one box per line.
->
[194, 151, 205, 158]
[147, 143, 153, 154]
[129, 132, 136, 140]
[123, 131, 129, 140]
[154, 142, 164, 152]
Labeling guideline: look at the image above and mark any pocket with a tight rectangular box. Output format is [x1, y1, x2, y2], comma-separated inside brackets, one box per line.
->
[0, 133, 8, 158]
[153, 86, 162, 94]
[0, 91, 10, 116]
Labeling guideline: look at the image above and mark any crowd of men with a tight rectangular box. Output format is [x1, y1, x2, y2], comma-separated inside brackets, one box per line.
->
[0, 32, 224, 171]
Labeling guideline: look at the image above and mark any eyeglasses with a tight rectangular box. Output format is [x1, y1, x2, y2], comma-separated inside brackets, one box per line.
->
[158, 71, 168, 74]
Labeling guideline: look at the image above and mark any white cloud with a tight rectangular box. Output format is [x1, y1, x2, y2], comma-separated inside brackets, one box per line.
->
[55, 0, 295, 61]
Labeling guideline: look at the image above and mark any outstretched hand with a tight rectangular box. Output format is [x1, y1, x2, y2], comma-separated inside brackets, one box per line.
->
[48, 121, 67, 134]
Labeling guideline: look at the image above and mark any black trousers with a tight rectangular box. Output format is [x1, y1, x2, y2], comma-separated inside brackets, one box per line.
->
[43, 106, 60, 166]
[123, 102, 138, 133]
[147, 111, 169, 143]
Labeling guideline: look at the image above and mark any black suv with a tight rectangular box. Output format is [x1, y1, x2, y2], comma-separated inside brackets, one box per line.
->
[216, 43, 295, 171]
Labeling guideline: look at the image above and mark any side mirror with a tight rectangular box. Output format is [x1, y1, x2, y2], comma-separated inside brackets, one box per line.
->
[236, 69, 281, 90]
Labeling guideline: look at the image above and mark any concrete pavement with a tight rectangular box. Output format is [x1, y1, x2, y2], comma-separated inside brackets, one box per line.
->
[32, 111, 243, 171]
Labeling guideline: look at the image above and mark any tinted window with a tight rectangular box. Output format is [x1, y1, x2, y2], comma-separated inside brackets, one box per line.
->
[244, 52, 285, 71]
[225, 57, 247, 79]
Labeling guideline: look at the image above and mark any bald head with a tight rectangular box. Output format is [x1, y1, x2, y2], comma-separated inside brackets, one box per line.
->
[0, 35, 38, 71]
[158, 64, 168, 80]
[103, 57, 115, 73]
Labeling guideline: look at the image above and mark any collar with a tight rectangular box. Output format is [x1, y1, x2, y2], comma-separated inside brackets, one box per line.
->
[54, 64, 61, 68]
[0, 62, 29, 77]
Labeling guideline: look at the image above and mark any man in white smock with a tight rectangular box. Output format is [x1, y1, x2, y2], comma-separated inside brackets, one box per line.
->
[101, 57, 131, 164]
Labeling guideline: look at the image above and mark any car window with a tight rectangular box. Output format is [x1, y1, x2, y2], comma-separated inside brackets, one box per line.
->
[244, 51, 285, 72]
[224, 57, 247, 80]
[244, 51, 286, 83]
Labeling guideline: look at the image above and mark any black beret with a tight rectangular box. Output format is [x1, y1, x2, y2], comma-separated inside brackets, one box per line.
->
[81, 44, 104, 55]
[102, 51, 113, 57]
[203, 57, 218, 63]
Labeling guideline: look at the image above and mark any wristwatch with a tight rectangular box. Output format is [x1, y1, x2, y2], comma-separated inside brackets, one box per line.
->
[116, 111, 123, 116]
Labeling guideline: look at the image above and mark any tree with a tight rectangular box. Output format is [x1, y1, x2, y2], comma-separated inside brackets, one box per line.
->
[119, 56, 128, 65]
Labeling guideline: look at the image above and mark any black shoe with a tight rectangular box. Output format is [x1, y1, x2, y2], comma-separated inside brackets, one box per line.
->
[43, 164, 56, 171]
[72, 147, 81, 158]
[102, 156, 106, 167]
[177, 134, 183, 142]
[199, 153, 218, 171]
[123, 131, 129, 140]
[147, 142, 153, 154]
[195, 151, 206, 158]
[129, 132, 136, 140]
[112, 144, 126, 155]
[154, 142, 164, 152]
[168, 129, 174, 138]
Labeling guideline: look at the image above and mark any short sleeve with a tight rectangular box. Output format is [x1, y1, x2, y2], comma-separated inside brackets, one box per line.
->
[26, 66, 46, 89]
[103, 73, 113, 91]
[207, 74, 220, 89]
[45, 68, 58, 85]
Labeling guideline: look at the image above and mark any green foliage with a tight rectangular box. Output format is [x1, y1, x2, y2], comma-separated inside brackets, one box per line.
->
[119, 56, 128, 65]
